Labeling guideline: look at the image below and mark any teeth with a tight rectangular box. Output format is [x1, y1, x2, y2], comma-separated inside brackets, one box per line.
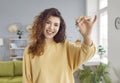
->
[47, 30, 53, 34]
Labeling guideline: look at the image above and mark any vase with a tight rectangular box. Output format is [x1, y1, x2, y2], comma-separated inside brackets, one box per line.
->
[18, 35, 21, 39]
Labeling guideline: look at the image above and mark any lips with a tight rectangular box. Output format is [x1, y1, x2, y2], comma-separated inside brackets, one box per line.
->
[46, 30, 54, 35]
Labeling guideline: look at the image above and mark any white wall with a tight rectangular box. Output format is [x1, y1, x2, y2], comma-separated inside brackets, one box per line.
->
[108, 0, 120, 82]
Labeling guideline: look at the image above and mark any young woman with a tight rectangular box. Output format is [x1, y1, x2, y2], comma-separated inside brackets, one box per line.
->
[23, 8, 97, 83]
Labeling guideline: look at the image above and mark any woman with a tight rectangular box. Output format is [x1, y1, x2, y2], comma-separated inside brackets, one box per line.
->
[23, 8, 96, 83]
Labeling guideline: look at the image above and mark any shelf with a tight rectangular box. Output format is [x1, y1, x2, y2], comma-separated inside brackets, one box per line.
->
[9, 38, 27, 61]
[10, 56, 23, 61]
[9, 38, 27, 40]
[10, 56, 22, 58]
[10, 48, 25, 49]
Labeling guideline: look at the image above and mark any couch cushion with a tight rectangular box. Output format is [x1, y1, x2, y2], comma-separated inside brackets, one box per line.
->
[0, 76, 22, 83]
[14, 61, 22, 76]
[0, 61, 14, 77]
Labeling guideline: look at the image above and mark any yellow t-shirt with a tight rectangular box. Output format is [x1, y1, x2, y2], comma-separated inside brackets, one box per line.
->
[23, 41, 96, 83]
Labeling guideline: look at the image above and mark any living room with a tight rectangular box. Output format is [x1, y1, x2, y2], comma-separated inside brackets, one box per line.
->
[0, 0, 120, 83]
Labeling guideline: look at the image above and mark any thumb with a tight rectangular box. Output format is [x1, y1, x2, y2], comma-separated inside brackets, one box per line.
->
[92, 15, 97, 24]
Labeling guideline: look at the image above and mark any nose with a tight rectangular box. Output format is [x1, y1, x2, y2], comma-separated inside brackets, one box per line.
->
[49, 24, 54, 30]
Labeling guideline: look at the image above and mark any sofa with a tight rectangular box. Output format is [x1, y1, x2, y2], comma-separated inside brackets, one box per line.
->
[0, 61, 22, 83]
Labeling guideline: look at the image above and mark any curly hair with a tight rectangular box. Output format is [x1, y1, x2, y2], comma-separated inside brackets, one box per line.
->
[28, 8, 66, 57]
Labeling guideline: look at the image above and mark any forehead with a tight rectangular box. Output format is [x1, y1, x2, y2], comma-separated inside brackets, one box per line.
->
[47, 16, 60, 23]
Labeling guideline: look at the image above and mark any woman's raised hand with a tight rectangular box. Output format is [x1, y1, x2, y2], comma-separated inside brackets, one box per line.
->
[76, 15, 97, 38]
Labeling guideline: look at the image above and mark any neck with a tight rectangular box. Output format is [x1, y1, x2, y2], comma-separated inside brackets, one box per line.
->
[45, 38, 54, 44]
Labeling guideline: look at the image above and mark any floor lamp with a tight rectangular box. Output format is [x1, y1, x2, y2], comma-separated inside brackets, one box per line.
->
[0, 38, 4, 46]
[0, 38, 4, 61]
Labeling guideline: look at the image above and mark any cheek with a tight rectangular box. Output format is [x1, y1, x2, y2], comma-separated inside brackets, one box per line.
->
[56, 28, 59, 32]
[44, 25, 49, 32]
[43, 27, 47, 34]
[56, 26, 60, 32]
[44, 24, 48, 29]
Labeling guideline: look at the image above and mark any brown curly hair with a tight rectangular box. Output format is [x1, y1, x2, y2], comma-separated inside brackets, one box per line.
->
[28, 8, 66, 57]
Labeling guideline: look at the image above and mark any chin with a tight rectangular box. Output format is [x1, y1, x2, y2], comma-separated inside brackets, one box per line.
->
[46, 36, 54, 39]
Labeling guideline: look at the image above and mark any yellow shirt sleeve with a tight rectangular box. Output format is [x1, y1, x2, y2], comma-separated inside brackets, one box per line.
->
[66, 41, 96, 71]
[23, 46, 33, 83]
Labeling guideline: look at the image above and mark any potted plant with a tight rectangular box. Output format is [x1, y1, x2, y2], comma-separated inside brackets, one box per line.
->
[79, 63, 111, 83]
[79, 45, 111, 83]
[17, 30, 23, 39]
[98, 45, 106, 59]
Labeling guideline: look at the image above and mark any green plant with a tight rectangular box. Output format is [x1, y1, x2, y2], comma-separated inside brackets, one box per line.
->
[79, 63, 111, 83]
[17, 30, 23, 39]
[79, 45, 111, 83]
[98, 45, 106, 57]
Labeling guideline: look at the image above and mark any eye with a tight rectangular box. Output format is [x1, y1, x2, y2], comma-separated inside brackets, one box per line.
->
[46, 21, 50, 24]
[54, 23, 59, 27]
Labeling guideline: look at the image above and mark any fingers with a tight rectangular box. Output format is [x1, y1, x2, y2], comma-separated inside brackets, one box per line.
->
[85, 16, 97, 23]
[76, 16, 91, 24]
[76, 15, 97, 26]
[76, 16, 85, 26]
[76, 16, 83, 25]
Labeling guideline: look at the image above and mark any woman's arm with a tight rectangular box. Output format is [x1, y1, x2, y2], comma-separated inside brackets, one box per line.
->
[23, 47, 33, 83]
[66, 41, 96, 71]
[66, 16, 97, 71]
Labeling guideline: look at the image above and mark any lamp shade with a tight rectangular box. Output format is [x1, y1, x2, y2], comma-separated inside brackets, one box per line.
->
[0, 38, 4, 46]
[26, 24, 32, 32]
[8, 24, 18, 33]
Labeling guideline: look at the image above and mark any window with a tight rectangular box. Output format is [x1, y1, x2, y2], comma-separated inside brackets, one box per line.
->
[99, 0, 108, 9]
[86, 0, 108, 64]
[99, 0, 108, 56]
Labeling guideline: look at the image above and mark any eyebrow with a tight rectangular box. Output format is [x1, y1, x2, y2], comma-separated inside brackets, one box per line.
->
[47, 19, 60, 24]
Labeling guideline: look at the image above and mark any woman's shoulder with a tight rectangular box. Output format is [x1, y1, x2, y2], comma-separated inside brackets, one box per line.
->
[64, 40, 75, 45]
[64, 40, 82, 49]
[25, 45, 29, 50]
[24, 45, 30, 54]
[59, 40, 76, 49]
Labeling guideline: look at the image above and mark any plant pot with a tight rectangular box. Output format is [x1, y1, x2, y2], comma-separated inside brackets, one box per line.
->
[18, 35, 21, 39]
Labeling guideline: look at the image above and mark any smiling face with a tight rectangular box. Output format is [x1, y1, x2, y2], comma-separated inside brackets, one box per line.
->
[44, 16, 60, 42]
